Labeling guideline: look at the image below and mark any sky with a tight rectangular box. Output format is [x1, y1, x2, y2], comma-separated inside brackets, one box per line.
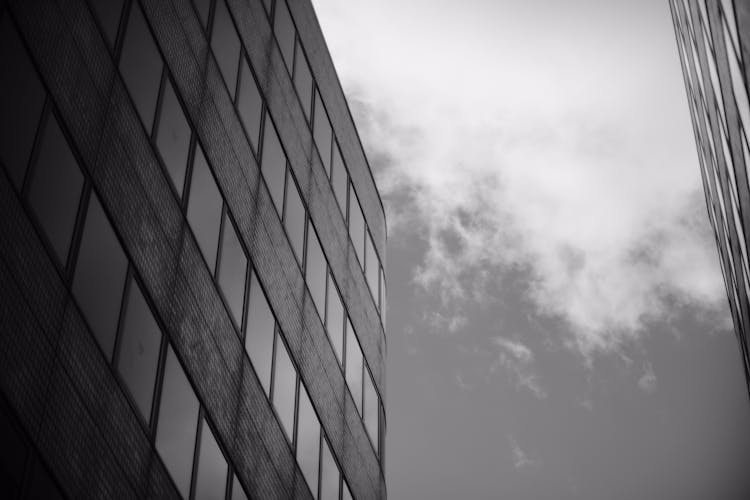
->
[311, 1, 750, 498]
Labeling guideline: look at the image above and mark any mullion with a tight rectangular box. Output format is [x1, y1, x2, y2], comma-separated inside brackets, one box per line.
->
[188, 408, 205, 500]
[214, 203, 228, 279]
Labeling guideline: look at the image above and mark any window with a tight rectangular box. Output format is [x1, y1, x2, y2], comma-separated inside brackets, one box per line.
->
[306, 223, 327, 319]
[293, 41, 313, 120]
[363, 369, 378, 452]
[211, 0, 241, 98]
[345, 321, 363, 415]
[313, 91, 332, 174]
[155, 79, 191, 197]
[117, 280, 162, 423]
[319, 437, 340, 500]
[348, 187, 365, 265]
[296, 383, 320, 496]
[379, 266, 386, 319]
[218, 212, 247, 327]
[325, 274, 345, 364]
[261, 115, 286, 214]
[274, 0, 295, 73]
[89, 0, 124, 47]
[365, 232, 379, 301]
[0, 16, 46, 189]
[272, 332, 297, 441]
[187, 144, 223, 273]
[237, 57, 263, 153]
[245, 271, 275, 394]
[119, 2, 162, 130]
[342, 482, 353, 500]
[194, 419, 228, 500]
[0, 408, 29, 498]
[231, 475, 249, 500]
[156, 346, 200, 499]
[283, 171, 306, 264]
[331, 144, 347, 215]
[73, 194, 128, 359]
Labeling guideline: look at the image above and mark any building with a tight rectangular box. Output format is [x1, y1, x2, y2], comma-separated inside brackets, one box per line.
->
[0, 0, 387, 498]
[669, 0, 750, 396]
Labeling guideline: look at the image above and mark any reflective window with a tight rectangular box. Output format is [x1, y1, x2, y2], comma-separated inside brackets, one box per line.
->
[211, 0, 241, 98]
[331, 145, 347, 215]
[346, 322, 363, 415]
[325, 274, 345, 364]
[306, 224, 327, 319]
[237, 57, 263, 153]
[218, 212, 247, 327]
[156, 346, 200, 499]
[193, 0, 211, 29]
[272, 333, 297, 441]
[90, 0, 124, 47]
[319, 438, 340, 500]
[117, 280, 161, 423]
[342, 482, 353, 500]
[261, 115, 286, 214]
[313, 91, 332, 174]
[73, 194, 128, 359]
[194, 419, 228, 500]
[365, 232, 379, 301]
[363, 369, 378, 451]
[187, 144, 223, 273]
[155, 79, 191, 197]
[119, 3, 162, 130]
[274, 0, 295, 73]
[231, 475, 249, 500]
[245, 271, 275, 394]
[0, 15, 46, 188]
[348, 187, 365, 265]
[293, 41, 313, 120]
[296, 383, 320, 496]
[284, 171, 306, 264]
[28, 114, 84, 264]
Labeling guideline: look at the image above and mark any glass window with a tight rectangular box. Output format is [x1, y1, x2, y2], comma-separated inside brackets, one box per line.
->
[313, 91, 332, 175]
[194, 419, 228, 500]
[0, 16, 46, 189]
[365, 232, 379, 301]
[261, 115, 286, 214]
[245, 271, 275, 394]
[293, 41, 313, 120]
[117, 280, 162, 423]
[325, 273, 344, 364]
[231, 475, 249, 500]
[319, 438, 340, 500]
[187, 144, 223, 273]
[119, 2, 163, 130]
[342, 481, 353, 500]
[345, 322, 363, 415]
[25, 457, 64, 500]
[363, 369, 378, 451]
[237, 57, 263, 153]
[306, 223, 327, 319]
[379, 266, 386, 318]
[274, 0, 295, 74]
[156, 346, 200, 499]
[0, 409, 28, 498]
[218, 212, 247, 327]
[90, 0, 124, 47]
[155, 79, 191, 197]
[331, 145, 347, 216]
[348, 187, 365, 265]
[193, 0, 211, 29]
[272, 333, 297, 441]
[211, 0, 241, 98]
[28, 114, 84, 264]
[296, 383, 320, 496]
[284, 171, 305, 264]
[73, 194, 128, 360]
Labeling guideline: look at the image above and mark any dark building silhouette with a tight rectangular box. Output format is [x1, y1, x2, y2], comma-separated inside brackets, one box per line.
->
[0, 0, 387, 498]
[670, 0, 750, 396]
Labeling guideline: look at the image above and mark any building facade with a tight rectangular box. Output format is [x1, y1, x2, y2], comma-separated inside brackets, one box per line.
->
[669, 0, 750, 396]
[0, 0, 387, 498]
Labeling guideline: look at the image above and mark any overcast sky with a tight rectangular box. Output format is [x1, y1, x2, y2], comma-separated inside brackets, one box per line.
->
[312, 0, 750, 498]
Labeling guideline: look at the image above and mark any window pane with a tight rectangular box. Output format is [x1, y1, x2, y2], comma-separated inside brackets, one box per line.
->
[0, 409, 28, 498]
[306, 224, 326, 319]
[231, 475, 249, 500]
[313, 91, 332, 175]
[117, 280, 161, 423]
[272, 333, 297, 441]
[245, 271, 275, 394]
[348, 187, 365, 265]
[155, 79, 191, 197]
[26, 457, 64, 500]
[218, 212, 247, 327]
[345, 322, 363, 415]
[379, 266, 385, 318]
[211, 0, 241, 98]
[237, 57, 263, 152]
[363, 369, 378, 452]
[293, 41, 312, 120]
[319, 438, 340, 500]
[296, 383, 320, 496]
[193, 0, 211, 29]
[365, 233, 379, 301]
[73, 194, 128, 360]
[156, 346, 200, 499]
[325, 273, 344, 364]
[187, 144, 223, 273]
[194, 420, 228, 500]
[342, 481, 353, 500]
[331, 144, 347, 215]
[274, 0, 295, 73]
[90, 0, 124, 47]
[0, 16, 46, 189]
[284, 171, 305, 264]
[119, 3, 162, 130]
[261, 115, 286, 214]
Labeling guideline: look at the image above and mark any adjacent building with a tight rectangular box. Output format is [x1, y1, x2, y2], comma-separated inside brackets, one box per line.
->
[669, 0, 750, 396]
[0, 0, 387, 498]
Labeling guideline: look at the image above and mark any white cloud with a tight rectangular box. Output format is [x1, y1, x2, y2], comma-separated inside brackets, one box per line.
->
[508, 435, 538, 469]
[638, 362, 658, 394]
[491, 337, 547, 399]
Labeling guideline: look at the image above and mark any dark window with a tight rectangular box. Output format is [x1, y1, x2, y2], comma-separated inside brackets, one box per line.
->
[0, 409, 28, 498]
[156, 346, 200, 499]
[119, 2, 163, 130]
[155, 79, 191, 197]
[272, 332, 297, 441]
[117, 279, 162, 423]
[218, 212, 247, 327]
[28, 114, 84, 264]
[331, 144, 347, 216]
[211, 0, 241, 98]
[348, 187, 365, 265]
[313, 91, 332, 175]
[245, 271, 275, 394]
[231, 474, 249, 500]
[293, 41, 312, 120]
[0, 16, 46, 189]
[283, 171, 305, 264]
[306, 223, 327, 319]
[237, 57, 263, 153]
[296, 383, 320, 495]
[187, 144, 223, 273]
[193, 0, 212, 28]
[345, 321, 363, 415]
[25, 457, 64, 500]
[365, 232, 379, 301]
[325, 273, 344, 365]
[363, 369, 378, 452]
[73, 194, 128, 360]
[273, 0, 295, 73]
[89, 0, 124, 47]
[194, 419, 228, 500]
[319, 437, 340, 500]
[260, 115, 286, 214]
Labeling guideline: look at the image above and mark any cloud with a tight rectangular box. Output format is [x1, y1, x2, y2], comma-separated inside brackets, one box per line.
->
[638, 362, 658, 394]
[491, 337, 547, 399]
[508, 435, 538, 469]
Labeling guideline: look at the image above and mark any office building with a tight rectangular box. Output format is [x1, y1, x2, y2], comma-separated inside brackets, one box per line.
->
[0, 0, 387, 498]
